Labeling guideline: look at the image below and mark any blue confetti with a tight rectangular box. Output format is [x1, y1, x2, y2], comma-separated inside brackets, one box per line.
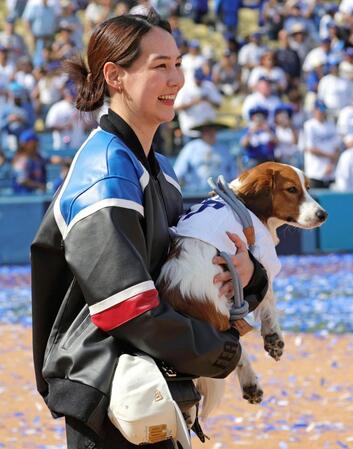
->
[1, 253, 353, 332]
[336, 442, 349, 449]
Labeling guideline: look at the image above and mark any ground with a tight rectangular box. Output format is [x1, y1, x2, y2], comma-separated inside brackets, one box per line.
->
[1, 325, 352, 449]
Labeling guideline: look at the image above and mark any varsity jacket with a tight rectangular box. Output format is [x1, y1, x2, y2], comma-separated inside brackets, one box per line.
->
[31, 110, 268, 436]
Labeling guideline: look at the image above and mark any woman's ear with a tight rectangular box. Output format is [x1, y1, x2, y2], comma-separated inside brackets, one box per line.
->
[103, 62, 123, 93]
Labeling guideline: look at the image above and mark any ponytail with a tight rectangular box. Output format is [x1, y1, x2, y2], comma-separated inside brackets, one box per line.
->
[63, 56, 105, 112]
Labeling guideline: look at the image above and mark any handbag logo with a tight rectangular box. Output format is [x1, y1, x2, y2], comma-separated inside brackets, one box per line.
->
[154, 389, 164, 402]
[148, 424, 168, 443]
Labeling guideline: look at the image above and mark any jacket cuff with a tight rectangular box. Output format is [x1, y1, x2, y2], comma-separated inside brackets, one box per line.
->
[243, 251, 269, 313]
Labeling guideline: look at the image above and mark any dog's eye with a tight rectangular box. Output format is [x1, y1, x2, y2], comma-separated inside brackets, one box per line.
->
[287, 186, 298, 194]
[306, 185, 311, 191]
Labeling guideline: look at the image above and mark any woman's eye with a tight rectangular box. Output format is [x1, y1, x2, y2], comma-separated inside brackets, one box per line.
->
[176, 62, 182, 68]
[287, 186, 298, 194]
[155, 64, 167, 69]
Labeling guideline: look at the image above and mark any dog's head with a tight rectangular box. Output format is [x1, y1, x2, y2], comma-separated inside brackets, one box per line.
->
[230, 162, 328, 229]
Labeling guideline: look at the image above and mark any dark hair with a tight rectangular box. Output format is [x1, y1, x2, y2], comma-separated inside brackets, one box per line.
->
[64, 9, 171, 112]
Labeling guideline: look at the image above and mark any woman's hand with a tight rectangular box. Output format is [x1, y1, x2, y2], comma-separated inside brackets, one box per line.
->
[212, 232, 254, 299]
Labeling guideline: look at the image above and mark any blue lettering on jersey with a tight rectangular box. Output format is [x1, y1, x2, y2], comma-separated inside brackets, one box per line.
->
[183, 199, 224, 220]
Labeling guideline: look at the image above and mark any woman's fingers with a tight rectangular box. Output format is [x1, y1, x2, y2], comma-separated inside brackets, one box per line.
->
[226, 231, 248, 253]
[218, 281, 234, 299]
[213, 270, 232, 284]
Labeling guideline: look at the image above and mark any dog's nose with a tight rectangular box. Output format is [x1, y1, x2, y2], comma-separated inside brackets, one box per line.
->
[316, 209, 328, 222]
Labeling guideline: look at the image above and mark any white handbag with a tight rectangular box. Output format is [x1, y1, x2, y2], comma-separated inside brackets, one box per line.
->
[108, 353, 192, 448]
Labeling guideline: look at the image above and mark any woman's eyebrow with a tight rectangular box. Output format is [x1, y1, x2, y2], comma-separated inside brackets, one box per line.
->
[151, 54, 183, 62]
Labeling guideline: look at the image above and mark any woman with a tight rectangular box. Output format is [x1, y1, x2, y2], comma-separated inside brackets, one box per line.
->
[31, 10, 268, 449]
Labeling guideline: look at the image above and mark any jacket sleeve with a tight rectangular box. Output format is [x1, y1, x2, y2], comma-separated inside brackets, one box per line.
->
[64, 199, 241, 379]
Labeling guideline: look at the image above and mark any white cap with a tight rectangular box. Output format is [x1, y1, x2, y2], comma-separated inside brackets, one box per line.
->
[108, 353, 192, 448]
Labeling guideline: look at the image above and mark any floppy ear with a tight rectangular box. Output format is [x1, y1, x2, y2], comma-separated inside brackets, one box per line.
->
[231, 168, 275, 222]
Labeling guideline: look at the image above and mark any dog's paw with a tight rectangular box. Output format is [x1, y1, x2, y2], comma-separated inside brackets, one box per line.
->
[242, 384, 263, 404]
[264, 333, 285, 361]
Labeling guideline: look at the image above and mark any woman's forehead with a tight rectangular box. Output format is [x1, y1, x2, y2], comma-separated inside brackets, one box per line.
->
[139, 27, 180, 61]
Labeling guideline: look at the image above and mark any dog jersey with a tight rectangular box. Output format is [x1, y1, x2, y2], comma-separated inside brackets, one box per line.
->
[173, 196, 281, 281]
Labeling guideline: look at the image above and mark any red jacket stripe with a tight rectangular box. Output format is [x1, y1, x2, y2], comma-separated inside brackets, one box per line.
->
[90, 289, 159, 331]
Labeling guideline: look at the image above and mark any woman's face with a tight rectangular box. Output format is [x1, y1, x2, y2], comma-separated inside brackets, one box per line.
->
[119, 27, 184, 128]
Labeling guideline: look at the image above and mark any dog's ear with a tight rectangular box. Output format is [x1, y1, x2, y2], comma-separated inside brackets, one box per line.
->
[231, 167, 276, 222]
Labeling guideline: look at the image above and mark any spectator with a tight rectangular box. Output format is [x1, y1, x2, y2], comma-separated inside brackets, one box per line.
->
[248, 49, 287, 94]
[174, 67, 222, 139]
[22, 0, 58, 67]
[190, 0, 209, 24]
[303, 37, 332, 73]
[337, 0, 353, 29]
[52, 158, 72, 192]
[303, 54, 326, 114]
[174, 121, 236, 192]
[1, 83, 31, 149]
[214, 0, 242, 34]
[273, 103, 300, 166]
[223, 31, 240, 55]
[242, 77, 281, 124]
[319, 3, 338, 39]
[33, 61, 67, 120]
[51, 23, 77, 61]
[6, 0, 27, 19]
[339, 47, 353, 81]
[151, 0, 178, 18]
[12, 129, 47, 193]
[287, 86, 305, 130]
[333, 135, 353, 191]
[287, 23, 312, 63]
[337, 100, 353, 137]
[0, 16, 28, 66]
[263, 0, 285, 40]
[327, 23, 345, 56]
[317, 55, 353, 119]
[168, 13, 185, 48]
[0, 149, 11, 183]
[283, 1, 318, 41]
[0, 45, 15, 84]
[302, 100, 340, 188]
[58, 0, 84, 50]
[181, 39, 205, 84]
[238, 31, 266, 86]
[212, 49, 241, 96]
[14, 56, 36, 92]
[45, 82, 87, 151]
[241, 106, 277, 168]
[84, 0, 113, 34]
[275, 29, 301, 86]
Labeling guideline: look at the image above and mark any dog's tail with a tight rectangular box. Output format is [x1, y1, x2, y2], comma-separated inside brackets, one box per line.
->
[195, 377, 225, 420]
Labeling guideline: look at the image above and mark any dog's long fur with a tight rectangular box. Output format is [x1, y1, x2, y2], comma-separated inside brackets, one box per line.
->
[157, 162, 328, 419]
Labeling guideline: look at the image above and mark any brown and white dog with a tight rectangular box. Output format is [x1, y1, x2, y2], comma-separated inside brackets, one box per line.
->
[157, 162, 328, 419]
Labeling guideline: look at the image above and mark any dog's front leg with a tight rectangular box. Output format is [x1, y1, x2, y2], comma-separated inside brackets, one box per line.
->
[236, 346, 263, 404]
[256, 287, 284, 361]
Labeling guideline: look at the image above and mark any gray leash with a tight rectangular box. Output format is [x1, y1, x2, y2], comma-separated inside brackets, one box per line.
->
[207, 176, 255, 322]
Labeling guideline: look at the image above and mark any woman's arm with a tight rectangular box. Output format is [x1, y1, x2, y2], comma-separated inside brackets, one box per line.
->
[64, 195, 242, 379]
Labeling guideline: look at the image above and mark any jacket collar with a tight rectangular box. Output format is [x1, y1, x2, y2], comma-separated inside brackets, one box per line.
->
[100, 108, 160, 177]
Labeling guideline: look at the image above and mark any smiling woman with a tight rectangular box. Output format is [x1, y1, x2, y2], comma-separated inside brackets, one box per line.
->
[30, 8, 268, 449]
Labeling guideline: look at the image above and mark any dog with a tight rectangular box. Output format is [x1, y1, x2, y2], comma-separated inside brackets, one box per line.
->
[157, 162, 328, 419]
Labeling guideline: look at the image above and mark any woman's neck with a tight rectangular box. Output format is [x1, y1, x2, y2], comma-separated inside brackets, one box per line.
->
[110, 102, 156, 156]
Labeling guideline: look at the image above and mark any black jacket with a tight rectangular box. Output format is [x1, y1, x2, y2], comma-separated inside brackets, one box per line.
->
[31, 110, 268, 436]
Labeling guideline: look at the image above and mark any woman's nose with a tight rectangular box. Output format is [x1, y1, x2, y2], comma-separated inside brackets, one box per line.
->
[168, 68, 184, 89]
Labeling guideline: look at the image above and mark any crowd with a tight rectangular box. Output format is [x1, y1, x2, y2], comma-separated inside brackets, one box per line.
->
[1, 0, 353, 194]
